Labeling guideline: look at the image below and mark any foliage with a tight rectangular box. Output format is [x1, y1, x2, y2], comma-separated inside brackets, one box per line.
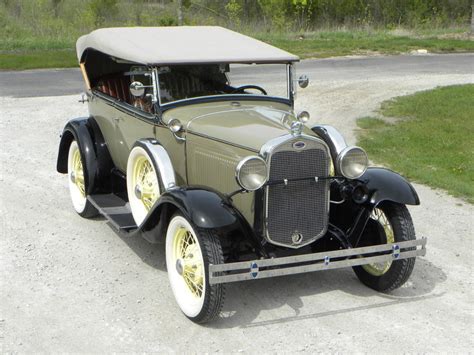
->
[225, 0, 243, 26]
[0, 0, 471, 41]
[0, 0, 472, 69]
[357, 85, 474, 204]
[88, 0, 119, 26]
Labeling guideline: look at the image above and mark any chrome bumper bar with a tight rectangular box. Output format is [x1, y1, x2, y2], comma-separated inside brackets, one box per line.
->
[209, 238, 427, 285]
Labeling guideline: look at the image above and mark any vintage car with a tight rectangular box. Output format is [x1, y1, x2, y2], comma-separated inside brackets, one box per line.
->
[57, 27, 426, 323]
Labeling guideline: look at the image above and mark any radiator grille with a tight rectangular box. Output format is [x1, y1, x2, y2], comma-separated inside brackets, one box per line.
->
[265, 138, 330, 248]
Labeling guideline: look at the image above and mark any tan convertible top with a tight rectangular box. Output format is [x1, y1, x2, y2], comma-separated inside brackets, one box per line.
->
[76, 26, 299, 65]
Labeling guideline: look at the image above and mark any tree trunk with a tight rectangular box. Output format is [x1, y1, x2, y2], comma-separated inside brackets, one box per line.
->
[177, 0, 183, 26]
[471, 5, 474, 34]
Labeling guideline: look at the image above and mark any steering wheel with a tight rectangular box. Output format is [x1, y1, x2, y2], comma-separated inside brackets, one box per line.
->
[231, 85, 267, 95]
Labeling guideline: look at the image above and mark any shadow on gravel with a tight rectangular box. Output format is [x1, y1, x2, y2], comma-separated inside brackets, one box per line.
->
[114, 227, 167, 271]
[112, 227, 446, 328]
[211, 258, 446, 328]
[229, 291, 445, 329]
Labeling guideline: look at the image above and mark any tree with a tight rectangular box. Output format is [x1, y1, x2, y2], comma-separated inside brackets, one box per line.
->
[88, 0, 118, 27]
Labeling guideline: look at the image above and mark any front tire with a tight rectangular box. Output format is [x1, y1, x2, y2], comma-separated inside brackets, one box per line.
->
[67, 140, 98, 218]
[166, 213, 225, 323]
[353, 202, 416, 292]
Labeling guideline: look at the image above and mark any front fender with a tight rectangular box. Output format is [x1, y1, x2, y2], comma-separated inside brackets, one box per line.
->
[141, 187, 239, 236]
[139, 187, 261, 252]
[361, 167, 420, 206]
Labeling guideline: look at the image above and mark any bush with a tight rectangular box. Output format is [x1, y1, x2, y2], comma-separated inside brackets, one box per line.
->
[0, 0, 471, 51]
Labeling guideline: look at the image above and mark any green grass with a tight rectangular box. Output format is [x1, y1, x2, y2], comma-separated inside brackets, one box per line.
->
[256, 30, 474, 58]
[1, 28, 473, 70]
[357, 84, 474, 204]
[0, 50, 77, 70]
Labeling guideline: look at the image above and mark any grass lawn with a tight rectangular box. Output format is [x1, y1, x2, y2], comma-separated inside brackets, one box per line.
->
[357, 84, 474, 204]
[0, 50, 77, 70]
[1, 28, 473, 70]
[257, 30, 474, 58]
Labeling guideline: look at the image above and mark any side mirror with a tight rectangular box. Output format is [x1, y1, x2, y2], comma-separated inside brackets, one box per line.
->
[298, 75, 309, 89]
[130, 81, 146, 97]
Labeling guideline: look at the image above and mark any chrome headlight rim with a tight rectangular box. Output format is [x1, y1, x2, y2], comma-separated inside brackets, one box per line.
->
[235, 156, 268, 191]
[336, 146, 369, 180]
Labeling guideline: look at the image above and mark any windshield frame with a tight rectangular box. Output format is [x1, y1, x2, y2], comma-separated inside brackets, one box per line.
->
[153, 63, 295, 112]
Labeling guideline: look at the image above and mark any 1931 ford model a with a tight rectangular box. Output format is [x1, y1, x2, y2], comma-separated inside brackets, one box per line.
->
[57, 27, 426, 323]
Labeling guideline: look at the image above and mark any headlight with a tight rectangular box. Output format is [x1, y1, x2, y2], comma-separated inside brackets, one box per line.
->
[336, 146, 368, 179]
[235, 156, 268, 191]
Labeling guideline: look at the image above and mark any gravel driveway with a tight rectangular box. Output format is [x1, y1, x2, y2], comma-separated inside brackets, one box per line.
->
[1, 54, 473, 352]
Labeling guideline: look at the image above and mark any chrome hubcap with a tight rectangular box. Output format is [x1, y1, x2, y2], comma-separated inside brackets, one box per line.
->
[134, 184, 142, 199]
[176, 259, 184, 275]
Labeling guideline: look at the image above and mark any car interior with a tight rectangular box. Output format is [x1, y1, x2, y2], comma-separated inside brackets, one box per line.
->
[93, 63, 234, 112]
[91, 59, 269, 113]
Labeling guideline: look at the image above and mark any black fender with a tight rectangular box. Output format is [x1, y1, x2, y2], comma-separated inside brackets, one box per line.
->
[139, 187, 262, 253]
[57, 117, 113, 194]
[157, 187, 238, 228]
[57, 117, 97, 195]
[360, 167, 420, 206]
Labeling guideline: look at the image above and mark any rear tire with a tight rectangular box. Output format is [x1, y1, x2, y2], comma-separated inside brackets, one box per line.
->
[166, 213, 225, 323]
[353, 202, 416, 292]
[67, 140, 98, 218]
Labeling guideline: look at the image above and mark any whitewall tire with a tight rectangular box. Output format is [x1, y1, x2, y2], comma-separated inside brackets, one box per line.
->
[166, 213, 225, 323]
[67, 140, 97, 218]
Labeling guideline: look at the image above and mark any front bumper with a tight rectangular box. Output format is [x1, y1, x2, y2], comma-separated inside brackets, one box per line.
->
[209, 238, 427, 285]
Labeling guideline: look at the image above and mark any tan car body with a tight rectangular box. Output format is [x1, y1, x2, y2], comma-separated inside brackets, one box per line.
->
[89, 96, 316, 225]
[56, 28, 426, 324]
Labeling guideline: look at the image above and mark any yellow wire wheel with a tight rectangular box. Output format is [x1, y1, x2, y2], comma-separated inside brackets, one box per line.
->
[362, 207, 395, 276]
[166, 213, 225, 323]
[174, 227, 205, 297]
[127, 146, 161, 226]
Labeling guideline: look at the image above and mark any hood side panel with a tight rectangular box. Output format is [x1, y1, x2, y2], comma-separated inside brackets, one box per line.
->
[186, 133, 255, 225]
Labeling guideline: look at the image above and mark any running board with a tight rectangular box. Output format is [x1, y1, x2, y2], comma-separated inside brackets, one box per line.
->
[88, 194, 137, 232]
[209, 238, 427, 285]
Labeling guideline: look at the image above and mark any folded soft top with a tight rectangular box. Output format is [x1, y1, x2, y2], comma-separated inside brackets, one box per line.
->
[76, 26, 299, 65]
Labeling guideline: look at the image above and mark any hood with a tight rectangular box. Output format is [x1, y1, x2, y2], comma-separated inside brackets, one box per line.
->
[169, 101, 314, 152]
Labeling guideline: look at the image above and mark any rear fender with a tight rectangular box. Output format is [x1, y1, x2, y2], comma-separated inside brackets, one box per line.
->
[57, 117, 113, 194]
[57, 118, 97, 195]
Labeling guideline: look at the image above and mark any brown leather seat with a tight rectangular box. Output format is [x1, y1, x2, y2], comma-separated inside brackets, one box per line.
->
[97, 74, 131, 104]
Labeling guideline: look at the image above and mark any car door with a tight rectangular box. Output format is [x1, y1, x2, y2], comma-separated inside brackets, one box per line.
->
[113, 104, 157, 172]
[88, 94, 123, 170]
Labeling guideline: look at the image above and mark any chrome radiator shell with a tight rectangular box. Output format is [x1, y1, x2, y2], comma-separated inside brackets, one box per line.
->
[260, 134, 331, 248]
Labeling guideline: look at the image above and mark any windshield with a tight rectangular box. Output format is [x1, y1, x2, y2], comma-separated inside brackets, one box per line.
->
[227, 63, 289, 99]
[157, 63, 290, 105]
